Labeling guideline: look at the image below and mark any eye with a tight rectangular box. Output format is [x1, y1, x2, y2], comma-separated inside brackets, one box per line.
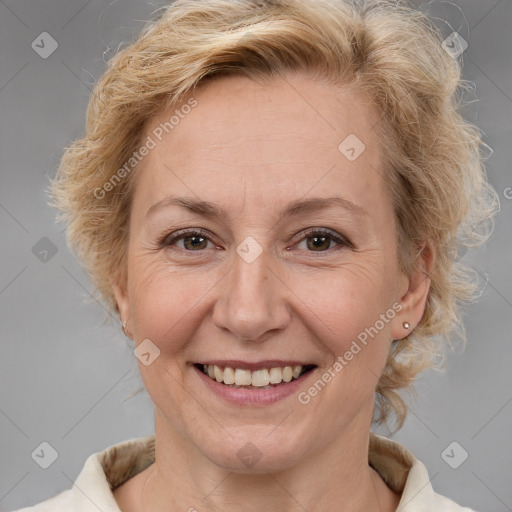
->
[293, 228, 350, 252]
[159, 227, 351, 254]
[160, 229, 218, 251]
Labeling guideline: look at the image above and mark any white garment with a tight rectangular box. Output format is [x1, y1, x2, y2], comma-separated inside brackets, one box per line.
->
[14, 433, 477, 511]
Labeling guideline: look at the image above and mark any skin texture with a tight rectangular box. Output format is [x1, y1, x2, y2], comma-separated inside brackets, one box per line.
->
[112, 72, 432, 512]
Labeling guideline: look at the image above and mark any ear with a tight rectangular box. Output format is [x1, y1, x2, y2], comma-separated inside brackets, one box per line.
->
[391, 242, 434, 340]
[113, 281, 132, 338]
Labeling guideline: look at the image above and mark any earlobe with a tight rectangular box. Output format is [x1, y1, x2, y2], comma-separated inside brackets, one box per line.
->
[113, 282, 131, 337]
[392, 242, 434, 340]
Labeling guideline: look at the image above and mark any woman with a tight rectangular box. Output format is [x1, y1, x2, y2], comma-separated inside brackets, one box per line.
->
[16, 0, 497, 510]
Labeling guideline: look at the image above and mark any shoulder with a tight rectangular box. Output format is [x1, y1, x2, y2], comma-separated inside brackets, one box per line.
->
[369, 433, 479, 512]
[13, 490, 76, 512]
[431, 492, 479, 511]
[11, 436, 155, 512]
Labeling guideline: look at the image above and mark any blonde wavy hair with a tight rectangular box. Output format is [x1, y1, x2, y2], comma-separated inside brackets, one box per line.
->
[50, 0, 498, 429]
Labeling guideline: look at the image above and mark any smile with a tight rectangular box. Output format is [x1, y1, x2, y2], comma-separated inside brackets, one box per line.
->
[195, 363, 316, 389]
[191, 358, 319, 405]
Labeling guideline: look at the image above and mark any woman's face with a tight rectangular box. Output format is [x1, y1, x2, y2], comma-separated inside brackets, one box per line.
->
[114, 72, 423, 472]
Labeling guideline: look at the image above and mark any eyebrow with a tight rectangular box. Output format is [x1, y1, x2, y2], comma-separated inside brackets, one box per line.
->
[146, 195, 368, 221]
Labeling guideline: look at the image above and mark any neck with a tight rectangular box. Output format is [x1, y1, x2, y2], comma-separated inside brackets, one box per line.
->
[139, 412, 397, 512]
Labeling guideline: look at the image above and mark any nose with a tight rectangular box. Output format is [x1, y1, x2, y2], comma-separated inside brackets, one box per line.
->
[212, 244, 291, 342]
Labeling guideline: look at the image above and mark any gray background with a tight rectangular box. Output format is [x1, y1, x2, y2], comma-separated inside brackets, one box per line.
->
[0, 1, 511, 510]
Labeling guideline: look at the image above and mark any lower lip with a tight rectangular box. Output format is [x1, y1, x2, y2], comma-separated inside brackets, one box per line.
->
[192, 365, 316, 406]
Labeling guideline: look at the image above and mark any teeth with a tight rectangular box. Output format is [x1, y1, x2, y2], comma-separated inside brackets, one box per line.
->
[201, 364, 307, 386]
[251, 369, 270, 387]
[234, 368, 252, 386]
[223, 366, 235, 385]
[269, 367, 282, 384]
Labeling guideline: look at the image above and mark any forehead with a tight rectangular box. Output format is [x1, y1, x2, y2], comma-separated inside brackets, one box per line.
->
[133, 73, 387, 218]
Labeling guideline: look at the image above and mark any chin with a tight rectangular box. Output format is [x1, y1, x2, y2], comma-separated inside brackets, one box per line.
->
[197, 425, 315, 474]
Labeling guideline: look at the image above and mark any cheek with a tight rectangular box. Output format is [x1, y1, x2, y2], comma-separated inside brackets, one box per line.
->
[295, 257, 396, 331]
[289, 259, 398, 383]
[126, 261, 217, 417]
[128, 257, 221, 354]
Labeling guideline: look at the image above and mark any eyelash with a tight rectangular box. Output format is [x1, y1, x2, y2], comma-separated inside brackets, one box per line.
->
[158, 228, 352, 254]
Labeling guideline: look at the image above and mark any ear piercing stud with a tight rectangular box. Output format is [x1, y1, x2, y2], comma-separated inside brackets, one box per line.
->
[403, 322, 410, 330]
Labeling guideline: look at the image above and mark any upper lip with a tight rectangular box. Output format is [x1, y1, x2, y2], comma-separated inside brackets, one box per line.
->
[193, 360, 316, 371]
